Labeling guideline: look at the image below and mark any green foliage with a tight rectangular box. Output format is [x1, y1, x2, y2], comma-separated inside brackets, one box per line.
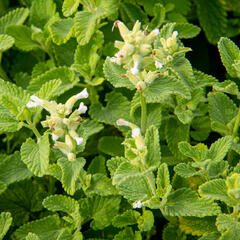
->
[0, 212, 12, 240]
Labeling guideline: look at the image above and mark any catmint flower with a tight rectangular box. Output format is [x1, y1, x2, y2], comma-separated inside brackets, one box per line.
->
[52, 133, 59, 141]
[78, 102, 87, 114]
[132, 128, 141, 138]
[75, 137, 83, 145]
[116, 118, 131, 127]
[76, 88, 88, 99]
[130, 61, 139, 75]
[133, 200, 144, 209]
[155, 61, 163, 69]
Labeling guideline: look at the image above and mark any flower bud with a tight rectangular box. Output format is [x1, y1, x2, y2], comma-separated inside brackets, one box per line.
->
[52, 133, 59, 141]
[155, 61, 163, 69]
[133, 200, 144, 209]
[78, 102, 87, 114]
[75, 137, 83, 145]
[76, 88, 88, 100]
[116, 118, 131, 127]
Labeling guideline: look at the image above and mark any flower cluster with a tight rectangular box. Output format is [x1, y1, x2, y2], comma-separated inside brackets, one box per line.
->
[26, 88, 88, 161]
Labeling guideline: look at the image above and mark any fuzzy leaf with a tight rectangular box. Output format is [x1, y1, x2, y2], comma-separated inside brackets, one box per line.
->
[194, 70, 218, 88]
[103, 58, 135, 90]
[89, 91, 131, 125]
[13, 215, 62, 240]
[174, 163, 199, 178]
[174, 23, 201, 39]
[218, 37, 240, 78]
[156, 163, 171, 198]
[62, 0, 81, 17]
[0, 34, 14, 51]
[195, 0, 227, 44]
[213, 80, 239, 96]
[0, 8, 29, 34]
[87, 155, 107, 175]
[162, 222, 186, 240]
[28, 67, 79, 96]
[49, 18, 74, 45]
[207, 136, 233, 161]
[144, 125, 161, 168]
[162, 188, 221, 217]
[199, 179, 236, 207]
[107, 157, 128, 176]
[26, 233, 39, 240]
[57, 157, 85, 195]
[113, 227, 135, 240]
[21, 133, 50, 177]
[79, 196, 121, 230]
[0, 212, 12, 240]
[137, 210, 154, 231]
[0, 151, 32, 185]
[112, 210, 140, 228]
[149, 3, 165, 29]
[30, 0, 56, 29]
[6, 25, 40, 51]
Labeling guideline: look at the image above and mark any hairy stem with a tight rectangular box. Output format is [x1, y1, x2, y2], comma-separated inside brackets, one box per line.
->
[140, 91, 147, 134]
[23, 122, 41, 139]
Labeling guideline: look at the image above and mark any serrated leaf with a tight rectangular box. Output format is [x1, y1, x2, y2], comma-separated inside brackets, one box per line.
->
[62, 0, 81, 17]
[162, 222, 186, 240]
[13, 215, 62, 240]
[57, 157, 85, 195]
[0, 182, 6, 195]
[143, 75, 191, 103]
[137, 210, 154, 231]
[213, 80, 239, 96]
[208, 92, 238, 136]
[199, 179, 236, 207]
[6, 25, 40, 51]
[79, 195, 121, 230]
[190, 116, 211, 141]
[194, 70, 218, 88]
[207, 136, 233, 161]
[49, 18, 74, 45]
[31, 61, 55, 79]
[0, 212, 12, 240]
[21, 133, 50, 177]
[0, 34, 14, 51]
[179, 216, 217, 236]
[30, 0, 56, 29]
[98, 136, 124, 157]
[113, 227, 135, 240]
[89, 91, 131, 125]
[162, 188, 221, 217]
[144, 125, 161, 168]
[87, 155, 106, 175]
[103, 58, 135, 90]
[218, 37, 240, 78]
[112, 210, 140, 228]
[28, 67, 79, 96]
[0, 8, 29, 34]
[174, 23, 201, 39]
[174, 163, 199, 178]
[0, 151, 32, 185]
[195, 0, 227, 44]
[107, 157, 128, 176]
[156, 163, 171, 198]
[26, 233, 39, 240]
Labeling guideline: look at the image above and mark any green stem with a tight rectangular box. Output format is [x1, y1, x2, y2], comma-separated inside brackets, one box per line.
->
[140, 91, 147, 134]
[232, 107, 240, 138]
[0, 64, 10, 81]
[233, 200, 239, 215]
[23, 122, 41, 139]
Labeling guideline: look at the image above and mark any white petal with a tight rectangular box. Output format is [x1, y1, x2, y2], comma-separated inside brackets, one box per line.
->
[75, 137, 83, 145]
[133, 200, 144, 209]
[132, 128, 141, 138]
[78, 102, 88, 114]
[130, 67, 139, 75]
[52, 133, 59, 141]
[152, 29, 160, 36]
[26, 101, 39, 108]
[173, 31, 178, 37]
[76, 88, 88, 100]
[116, 118, 131, 126]
[30, 95, 43, 105]
[155, 61, 163, 69]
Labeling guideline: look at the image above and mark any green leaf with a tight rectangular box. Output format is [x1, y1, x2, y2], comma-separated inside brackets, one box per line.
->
[179, 216, 217, 236]
[103, 58, 135, 90]
[62, 0, 81, 17]
[216, 214, 240, 240]
[174, 163, 199, 178]
[195, 0, 227, 44]
[207, 161, 229, 179]
[13, 215, 62, 240]
[165, 118, 189, 161]
[89, 91, 131, 125]
[113, 227, 135, 240]
[57, 157, 85, 195]
[30, 0, 56, 29]
[49, 18, 74, 45]
[0, 34, 14, 51]
[112, 210, 140, 228]
[208, 92, 238, 136]
[218, 37, 240, 78]
[0, 151, 32, 185]
[43, 194, 80, 228]
[194, 70, 218, 88]
[174, 23, 201, 39]
[98, 136, 124, 157]
[149, 3, 165, 29]
[162, 188, 221, 217]
[156, 163, 171, 198]
[21, 133, 50, 177]
[143, 75, 191, 103]
[144, 125, 161, 168]
[0, 182, 6, 195]
[207, 136, 233, 161]
[162, 222, 186, 240]
[6, 25, 40, 51]
[107, 157, 128, 176]
[190, 116, 211, 141]
[28, 67, 79, 96]
[164, 0, 191, 15]
[199, 179, 236, 207]
[213, 80, 239, 96]
[0, 8, 29, 34]
[79, 195, 121, 230]
[137, 210, 154, 231]
[25, 233, 39, 240]
[0, 105, 20, 133]
[0, 212, 12, 240]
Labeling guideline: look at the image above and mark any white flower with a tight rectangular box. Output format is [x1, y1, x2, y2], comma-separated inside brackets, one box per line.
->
[155, 60, 163, 69]
[130, 61, 139, 75]
[75, 137, 83, 145]
[132, 128, 141, 138]
[52, 133, 59, 141]
[26, 95, 43, 108]
[76, 88, 88, 100]
[172, 31, 178, 38]
[78, 102, 87, 114]
[133, 200, 144, 209]
[152, 29, 160, 36]
[116, 118, 131, 127]
[26, 101, 39, 108]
